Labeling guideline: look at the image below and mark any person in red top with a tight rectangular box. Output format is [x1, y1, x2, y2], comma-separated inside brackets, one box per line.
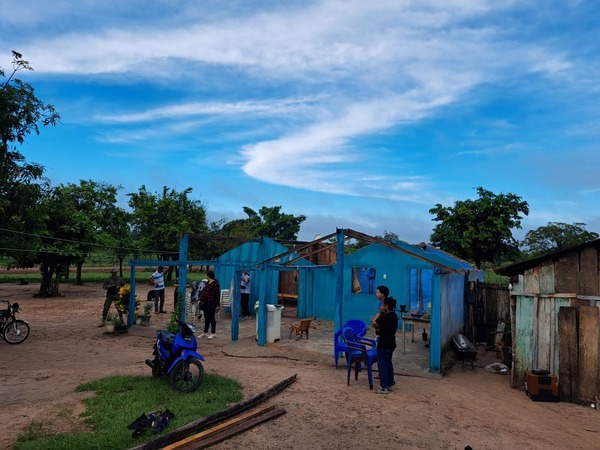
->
[197, 270, 221, 339]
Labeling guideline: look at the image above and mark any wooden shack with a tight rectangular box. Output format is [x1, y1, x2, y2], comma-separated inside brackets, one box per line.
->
[496, 239, 600, 404]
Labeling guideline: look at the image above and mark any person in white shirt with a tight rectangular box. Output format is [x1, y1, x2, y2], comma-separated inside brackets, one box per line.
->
[148, 266, 166, 313]
[240, 271, 252, 319]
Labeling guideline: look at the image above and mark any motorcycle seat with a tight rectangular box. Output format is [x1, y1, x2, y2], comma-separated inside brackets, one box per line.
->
[157, 330, 175, 346]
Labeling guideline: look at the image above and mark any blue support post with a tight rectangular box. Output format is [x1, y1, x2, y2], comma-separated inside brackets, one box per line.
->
[257, 264, 267, 346]
[231, 268, 241, 341]
[334, 228, 345, 333]
[179, 234, 189, 322]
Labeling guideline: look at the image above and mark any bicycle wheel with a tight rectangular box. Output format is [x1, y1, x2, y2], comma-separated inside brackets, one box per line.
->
[3, 320, 30, 344]
[168, 358, 204, 392]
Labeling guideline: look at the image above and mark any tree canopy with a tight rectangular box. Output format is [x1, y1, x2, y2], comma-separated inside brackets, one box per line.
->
[0, 51, 60, 279]
[521, 222, 599, 256]
[128, 185, 208, 269]
[429, 187, 529, 267]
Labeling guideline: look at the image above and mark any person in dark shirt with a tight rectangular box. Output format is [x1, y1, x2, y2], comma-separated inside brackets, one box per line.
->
[373, 294, 398, 394]
[197, 270, 221, 339]
[100, 269, 125, 325]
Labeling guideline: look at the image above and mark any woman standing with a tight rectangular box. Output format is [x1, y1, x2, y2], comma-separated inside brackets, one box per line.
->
[197, 270, 221, 339]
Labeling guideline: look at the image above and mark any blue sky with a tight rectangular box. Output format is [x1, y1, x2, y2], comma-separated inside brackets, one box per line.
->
[2, 0, 599, 243]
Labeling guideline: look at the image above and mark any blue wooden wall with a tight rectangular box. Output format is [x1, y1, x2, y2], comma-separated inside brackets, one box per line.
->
[214, 237, 310, 309]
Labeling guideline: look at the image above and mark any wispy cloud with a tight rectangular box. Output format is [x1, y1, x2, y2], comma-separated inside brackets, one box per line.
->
[2, 0, 598, 240]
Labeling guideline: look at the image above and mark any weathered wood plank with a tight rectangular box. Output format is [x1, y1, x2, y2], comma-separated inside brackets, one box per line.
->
[579, 247, 599, 296]
[540, 264, 555, 294]
[555, 252, 579, 293]
[168, 407, 286, 450]
[558, 306, 578, 402]
[514, 296, 536, 386]
[578, 306, 600, 403]
[536, 298, 552, 371]
[524, 268, 540, 294]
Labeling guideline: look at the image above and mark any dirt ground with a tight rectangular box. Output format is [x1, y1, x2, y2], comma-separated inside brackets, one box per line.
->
[1, 282, 599, 450]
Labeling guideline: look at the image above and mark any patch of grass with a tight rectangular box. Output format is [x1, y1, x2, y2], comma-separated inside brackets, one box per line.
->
[483, 270, 509, 286]
[14, 374, 242, 450]
[0, 270, 206, 285]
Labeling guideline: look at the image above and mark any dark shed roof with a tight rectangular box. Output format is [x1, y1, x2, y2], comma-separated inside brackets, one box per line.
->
[495, 238, 600, 276]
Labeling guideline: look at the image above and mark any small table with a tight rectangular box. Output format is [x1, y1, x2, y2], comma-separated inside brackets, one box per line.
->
[400, 314, 430, 354]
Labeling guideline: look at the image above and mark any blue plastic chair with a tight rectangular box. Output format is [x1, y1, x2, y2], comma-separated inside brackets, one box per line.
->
[342, 327, 378, 390]
[334, 319, 368, 369]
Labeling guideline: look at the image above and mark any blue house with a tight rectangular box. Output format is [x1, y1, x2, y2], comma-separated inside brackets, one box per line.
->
[129, 230, 480, 372]
[213, 229, 481, 372]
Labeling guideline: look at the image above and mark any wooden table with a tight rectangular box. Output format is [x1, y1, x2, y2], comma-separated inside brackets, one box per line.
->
[400, 314, 430, 354]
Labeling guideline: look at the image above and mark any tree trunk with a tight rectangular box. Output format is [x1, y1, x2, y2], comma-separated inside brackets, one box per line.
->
[75, 259, 84, 285]
[118, 256, 124, 278]
[38, 261, 58, 298]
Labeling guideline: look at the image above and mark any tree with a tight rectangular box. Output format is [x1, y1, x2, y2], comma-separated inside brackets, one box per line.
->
[0, 51, 60, 266]
[429, 187, 529, 267]
[128, 186, 208, 278]
[200, 206, 307, 259]
[521, 222, 599, 256]
[12, 181, 122, 297]
[98, 206, 135, 276]
[242, 206, 306, 240]
[56, 181, 122, 285]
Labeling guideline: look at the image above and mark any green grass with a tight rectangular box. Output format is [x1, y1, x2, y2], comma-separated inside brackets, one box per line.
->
[14, 373, 243, 450]
[0, 270, 207, 285]
[483, 270, 509, 286]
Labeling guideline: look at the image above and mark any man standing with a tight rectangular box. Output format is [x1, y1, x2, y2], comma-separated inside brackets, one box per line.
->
[240, 270, 252, 319]
[372, 295, 398, 394]
[149, 266, 166, 313]
[100, 269, 125, 326]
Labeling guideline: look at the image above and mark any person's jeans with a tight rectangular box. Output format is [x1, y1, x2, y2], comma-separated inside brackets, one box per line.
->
[102, 293, 119, 320]
[376, 348, 395, 389]
[203, 301, 217, 334]
[241, 292, 250, 316]
[154, 288, 165, 312]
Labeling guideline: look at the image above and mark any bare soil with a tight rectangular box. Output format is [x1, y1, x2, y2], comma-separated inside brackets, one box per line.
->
[0, 282, 599, 449]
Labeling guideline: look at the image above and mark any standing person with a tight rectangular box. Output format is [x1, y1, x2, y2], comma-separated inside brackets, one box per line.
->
[148, 266, 166, 314]
[100, 269, 125, 326]
[372, 285, 389, 328]
[197, 270, 220, 339]
[240, 270, 252, 319]
[372, 295, 398, 394]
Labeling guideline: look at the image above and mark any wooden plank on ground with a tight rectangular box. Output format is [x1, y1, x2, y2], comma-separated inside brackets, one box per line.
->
[130, 374, 297, 450]
[578, 306, 600, 403]
[558, 306, 578, 402]
[166, 406, 286, 450]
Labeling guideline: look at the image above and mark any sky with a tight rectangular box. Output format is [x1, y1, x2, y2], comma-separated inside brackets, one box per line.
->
[1, 0, 599, 243]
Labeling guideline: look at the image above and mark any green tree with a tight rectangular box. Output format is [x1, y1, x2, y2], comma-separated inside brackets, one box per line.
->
[242, 206, 306, 240]
[57, 181, 122, 285]
[200, 206, 307, 259]
[99, 206, 136, 276]
[521, 222, 599, 256]
[128, 186, 208, 278]
[13, 181, 122, 297]
[429, 187, 529, 267]
[0, 51, 60, 265]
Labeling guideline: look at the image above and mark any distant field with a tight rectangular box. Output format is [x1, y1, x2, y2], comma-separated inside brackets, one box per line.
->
[0, 267, 206, 285]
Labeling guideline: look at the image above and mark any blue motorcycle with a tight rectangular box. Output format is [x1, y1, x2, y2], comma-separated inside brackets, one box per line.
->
[145, 320, 205, 392]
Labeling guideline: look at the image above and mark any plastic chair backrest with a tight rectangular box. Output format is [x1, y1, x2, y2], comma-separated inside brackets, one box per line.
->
[342, 319, 367, 337]
[220, 289, 231, 308]
[342, 327, 362, 349]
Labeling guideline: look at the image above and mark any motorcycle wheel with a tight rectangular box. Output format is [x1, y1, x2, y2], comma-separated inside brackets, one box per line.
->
[168, 358, 204, 392]
[3, 320, 30, 344]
